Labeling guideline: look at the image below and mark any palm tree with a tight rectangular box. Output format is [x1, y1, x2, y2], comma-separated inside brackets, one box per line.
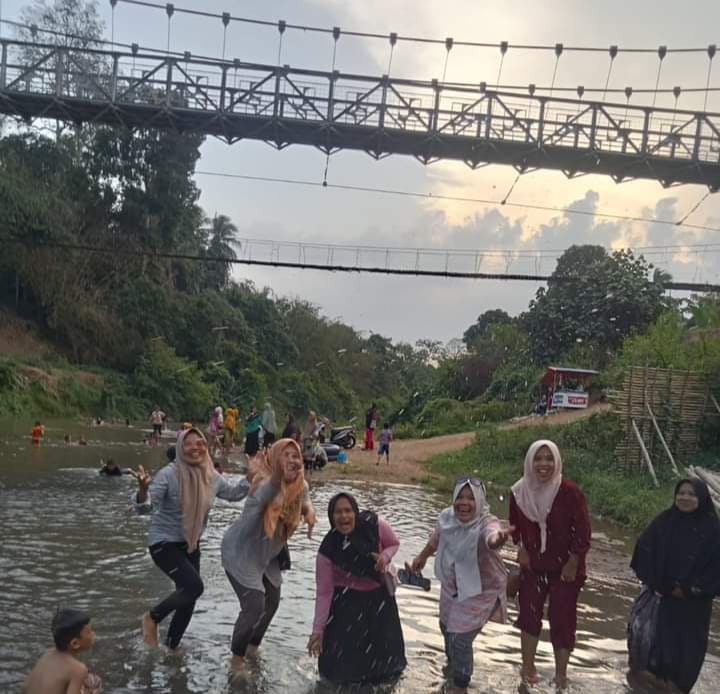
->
[205, 214, 240, 289]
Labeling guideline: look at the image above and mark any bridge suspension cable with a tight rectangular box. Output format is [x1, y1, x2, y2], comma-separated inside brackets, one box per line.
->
[2, 17, 718, 98]
[114, 0, 717, 56]
[193, 170, 720, 235]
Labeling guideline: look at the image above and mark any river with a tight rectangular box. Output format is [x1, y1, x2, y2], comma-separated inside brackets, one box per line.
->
[1, 419, 718, 693]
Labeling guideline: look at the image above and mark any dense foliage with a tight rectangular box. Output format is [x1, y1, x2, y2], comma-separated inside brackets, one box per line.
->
[4, 1, 720, 436]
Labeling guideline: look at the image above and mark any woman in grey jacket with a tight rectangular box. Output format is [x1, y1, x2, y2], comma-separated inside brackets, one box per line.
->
[134, 427, 249, 649]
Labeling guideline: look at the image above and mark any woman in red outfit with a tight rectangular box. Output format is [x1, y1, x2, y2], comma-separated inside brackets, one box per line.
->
[509, 439, 591, 689]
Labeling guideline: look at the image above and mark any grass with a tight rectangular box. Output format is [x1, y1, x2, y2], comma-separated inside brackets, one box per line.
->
[0, 355, 146, 419]
[394, 398, 523, 439]
[423, 412, 678, 530]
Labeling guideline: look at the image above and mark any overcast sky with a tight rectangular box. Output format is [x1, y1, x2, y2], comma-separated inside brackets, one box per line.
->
[4, 0, 720, 344]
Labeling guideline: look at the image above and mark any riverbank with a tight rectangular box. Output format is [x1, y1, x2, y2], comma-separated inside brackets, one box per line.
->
[320, 411, 682, 530]
[424, 412, 678, 530]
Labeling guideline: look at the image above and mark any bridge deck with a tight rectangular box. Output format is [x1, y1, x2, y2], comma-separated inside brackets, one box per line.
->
[1, 38, 720, 189]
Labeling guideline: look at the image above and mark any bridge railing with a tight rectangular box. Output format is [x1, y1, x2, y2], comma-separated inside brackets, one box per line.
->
[2, 37, 720, 175]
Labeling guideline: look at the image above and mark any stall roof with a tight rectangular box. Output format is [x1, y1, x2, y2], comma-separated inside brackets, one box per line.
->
[541, 366, 599, 386]
[547, 366, 599, 375]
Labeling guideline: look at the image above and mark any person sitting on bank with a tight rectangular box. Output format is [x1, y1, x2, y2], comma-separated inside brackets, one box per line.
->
[23, 608, 102, 694]
[133, 427, 251, 650]
[308, 492, 406, 685]
[629, 478, 720, 693]
[411, 477, 512, 692]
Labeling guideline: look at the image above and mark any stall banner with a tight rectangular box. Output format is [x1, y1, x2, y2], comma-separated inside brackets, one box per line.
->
[551, 391, 589, 409]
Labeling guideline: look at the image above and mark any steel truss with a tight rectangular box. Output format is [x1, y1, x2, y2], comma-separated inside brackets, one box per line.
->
[2, 38, 720, 190]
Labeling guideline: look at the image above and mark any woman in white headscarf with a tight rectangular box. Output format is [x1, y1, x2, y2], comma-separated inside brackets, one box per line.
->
[509, 439, 591, 689]
[411, 477, 512, 691]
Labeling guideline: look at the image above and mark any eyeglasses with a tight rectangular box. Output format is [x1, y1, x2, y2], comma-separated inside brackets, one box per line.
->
[455, 477, 486, 495]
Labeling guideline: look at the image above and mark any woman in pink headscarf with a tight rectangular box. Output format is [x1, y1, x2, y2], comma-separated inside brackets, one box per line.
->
[509, 439, 591, 689]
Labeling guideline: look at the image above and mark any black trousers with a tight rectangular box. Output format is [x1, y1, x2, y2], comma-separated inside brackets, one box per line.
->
[245, 430, 260, 455]
[148, 542, 204, 649]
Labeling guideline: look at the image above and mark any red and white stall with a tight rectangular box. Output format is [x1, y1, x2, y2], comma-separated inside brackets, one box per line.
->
[540, 366, 598, 410]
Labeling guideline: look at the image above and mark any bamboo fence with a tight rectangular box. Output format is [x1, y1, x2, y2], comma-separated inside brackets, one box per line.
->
[611, 367, 712, 473]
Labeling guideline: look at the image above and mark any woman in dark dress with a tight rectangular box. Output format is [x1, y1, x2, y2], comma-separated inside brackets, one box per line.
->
[307, 492, 406, 685]
[630, 478, 720, 693]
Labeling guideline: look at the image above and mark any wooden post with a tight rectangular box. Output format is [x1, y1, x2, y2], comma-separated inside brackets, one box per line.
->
[711, 393, 720, 415]
[647, 403, 680, 476]
[632, 418, 659, 487]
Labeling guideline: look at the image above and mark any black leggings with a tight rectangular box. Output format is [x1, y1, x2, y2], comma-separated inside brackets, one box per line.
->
[148, 542, 203, 649]
[226, 572, 281, 656]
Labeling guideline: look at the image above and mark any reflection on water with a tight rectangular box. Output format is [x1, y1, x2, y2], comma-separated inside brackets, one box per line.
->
[1, 420, 718, 693]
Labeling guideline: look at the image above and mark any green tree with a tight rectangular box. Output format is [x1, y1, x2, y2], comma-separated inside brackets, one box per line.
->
[462, 309, 513, 349]
[17, 1, 106, 138]
[204, 214, 240, 290]
[523, 246, 669, 365]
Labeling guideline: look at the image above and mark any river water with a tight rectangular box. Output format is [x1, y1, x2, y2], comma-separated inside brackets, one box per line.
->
[1, 420, 719, 693]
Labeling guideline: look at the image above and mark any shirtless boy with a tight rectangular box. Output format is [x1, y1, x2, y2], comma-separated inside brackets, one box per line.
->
[23, 608, 101, 694]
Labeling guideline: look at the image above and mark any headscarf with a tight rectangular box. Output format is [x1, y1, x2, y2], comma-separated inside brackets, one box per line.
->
[249, 438, 305, 542]
[631, 478, 720, 597]
[173, 427, 215, 552]
[318, 492, 380, 578]
[511, 439, 563, 554]
[261, 402, 277, 434]
[435, 479, 492, 602]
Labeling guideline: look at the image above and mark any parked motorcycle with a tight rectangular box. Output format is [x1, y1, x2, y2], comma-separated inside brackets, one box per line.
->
[319, 423, 356, 449]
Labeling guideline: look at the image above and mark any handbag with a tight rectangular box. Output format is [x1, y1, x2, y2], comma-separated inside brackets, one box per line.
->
[627, 587, 660, 673]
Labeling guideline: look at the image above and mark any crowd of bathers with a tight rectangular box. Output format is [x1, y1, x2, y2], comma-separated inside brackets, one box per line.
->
[22, 428, 720, 694]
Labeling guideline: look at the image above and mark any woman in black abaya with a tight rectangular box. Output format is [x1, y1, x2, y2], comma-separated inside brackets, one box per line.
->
[307, 492, 406, 685]
[630, 478, 720, 693]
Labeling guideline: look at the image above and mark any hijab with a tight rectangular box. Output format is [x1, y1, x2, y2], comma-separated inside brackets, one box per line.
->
[261, 402, 277, 433]
[318, 492, 381, 578]
[173, 427, 215, 552]
[631, 478, 720, 596]
[435, 480, 492, 602]
[249, 438, 305, 542]
[511, 439, 563, 554]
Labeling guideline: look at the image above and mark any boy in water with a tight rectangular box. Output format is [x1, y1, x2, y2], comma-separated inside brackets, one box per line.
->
[23, 608, 102, 694]
[376, 422, 393, 466]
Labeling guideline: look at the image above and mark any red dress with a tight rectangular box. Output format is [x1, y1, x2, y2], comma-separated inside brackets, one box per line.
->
[509, 480, 591, 649]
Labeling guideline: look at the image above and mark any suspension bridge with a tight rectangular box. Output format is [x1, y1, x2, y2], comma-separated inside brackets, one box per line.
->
[1, 29, 720, 190]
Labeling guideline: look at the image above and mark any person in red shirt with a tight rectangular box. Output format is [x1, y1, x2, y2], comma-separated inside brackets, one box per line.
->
[509, 439, 591, 689]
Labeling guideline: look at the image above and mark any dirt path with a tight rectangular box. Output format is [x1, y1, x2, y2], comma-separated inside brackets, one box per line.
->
[498, 402, 611, 430]
[316, 431, 476, 485]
